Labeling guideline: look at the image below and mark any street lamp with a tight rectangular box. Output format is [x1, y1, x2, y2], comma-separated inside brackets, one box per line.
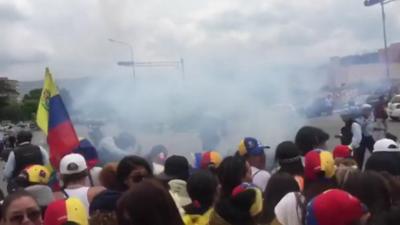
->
[364, 0, 398, 79]
[108, 38, 136, 81]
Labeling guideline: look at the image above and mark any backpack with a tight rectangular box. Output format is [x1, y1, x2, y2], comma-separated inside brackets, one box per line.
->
[340, 120, 354, 145]
[13, 144, 43, 178]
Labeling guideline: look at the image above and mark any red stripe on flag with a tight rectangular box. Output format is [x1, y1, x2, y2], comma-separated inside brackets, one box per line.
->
[47, 121, 80, 169]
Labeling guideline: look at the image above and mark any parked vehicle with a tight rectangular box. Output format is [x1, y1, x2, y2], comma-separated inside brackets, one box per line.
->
[387, 95, 400, 120]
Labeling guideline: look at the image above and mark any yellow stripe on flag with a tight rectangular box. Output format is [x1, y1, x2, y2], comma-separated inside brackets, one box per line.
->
[36, 68, 59, 135]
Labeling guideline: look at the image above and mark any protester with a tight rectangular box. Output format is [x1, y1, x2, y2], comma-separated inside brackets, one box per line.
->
[338, 112, 362, 149]
[158, 155, 192, 211]
[237, 137, 271, 191]
[194, 150, 222, 173]
[44, 198, 89, 225]
[217, 156, 252, 198]
[306, 189, 369, 225]
[274, 141, 304, 190]
[183, 170, 218, 225]
[1, 191, 43, 225]
[332, 145, 357, 168]
[98, 162, 119, 190]
[259, 172, 300, 225]
[53, 153, 105, 212]
[4, 130, 50, 193]
[25, 185, 54, 216]
[365, 138, 400, 176]
[89, 189, 121, 225]
[14, 164, 51, 189]
[117, 179, 184, 225]
[146, 144, 168, 175]
[116, 155, 153, 191]
[295, 126, 329, 155]
[274, 150, 336, 225]
[354, 104, 375, 168]
[210, 183, 263, 225]
[343, 171, 392, 224]
[374, 95, 388, 131]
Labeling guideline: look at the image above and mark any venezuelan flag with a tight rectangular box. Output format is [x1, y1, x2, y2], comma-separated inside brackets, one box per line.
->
[36, 68, 80, 169]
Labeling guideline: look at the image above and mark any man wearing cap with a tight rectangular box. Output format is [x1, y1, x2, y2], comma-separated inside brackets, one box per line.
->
[158, 155, 191, 214]
[54, 153, 105, 213]
[365, 138, 400, 176]
[4, 130, 49, 192]
[237, 137, 271, 191]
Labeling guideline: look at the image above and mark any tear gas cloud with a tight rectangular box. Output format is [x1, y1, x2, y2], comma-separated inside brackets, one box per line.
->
[66, 66, 328, 166]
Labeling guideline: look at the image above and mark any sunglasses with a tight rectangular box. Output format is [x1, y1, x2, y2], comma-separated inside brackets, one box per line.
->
[9, 209, 41, 224]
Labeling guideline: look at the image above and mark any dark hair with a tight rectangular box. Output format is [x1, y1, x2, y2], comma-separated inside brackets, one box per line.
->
[116, 155, 153, 191]
[90, 211, 118, 225]
[147, 145, 168, 161]
[1, 190, 39, 221]
[259, 172, 300, 224]
[215, 188, 257, 225]
[117, 179, 184, 225]
[16, 130, 32, 144]
[62, 170, 89, 187]
[295, 126, 329, 155]
[217, 156, 248, 198]
[343, 171, 391, 219]
[184, 170, 218, 215]
[298, 178, 337, 225]
[275, 141, 304, 176]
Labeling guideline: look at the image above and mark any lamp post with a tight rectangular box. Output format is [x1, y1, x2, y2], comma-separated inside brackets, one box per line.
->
[108, 38, 136, 81]
[364, 0, 398, 79]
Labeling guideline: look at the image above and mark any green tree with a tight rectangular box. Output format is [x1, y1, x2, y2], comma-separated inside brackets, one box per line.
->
[20, 88, 42, 120]
[0, 79, 19, 109]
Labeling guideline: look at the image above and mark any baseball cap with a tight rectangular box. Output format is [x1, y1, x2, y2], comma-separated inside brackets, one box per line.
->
[237, 137, 270, 157]
[333, 145, 353, 159]
[22, 165, 51, 185]
[59, 153, 88, 175]
[231, 183, 263, 216]
[25, 185, 54, 207]
[194, 151, 222, 169]
[159, 155, 190, 181]
[304, 150, 336, 181]
[373, 138, 400, 152]
[306, 189, 367, 225]
[44, 198, 88, 225]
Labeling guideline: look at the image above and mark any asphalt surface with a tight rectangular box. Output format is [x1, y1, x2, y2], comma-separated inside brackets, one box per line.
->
[1, 115, 399, 194]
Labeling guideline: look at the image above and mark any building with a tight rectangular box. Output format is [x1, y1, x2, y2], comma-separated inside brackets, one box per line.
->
[328, 42, 400, 87]
[0, 77, 19, 101]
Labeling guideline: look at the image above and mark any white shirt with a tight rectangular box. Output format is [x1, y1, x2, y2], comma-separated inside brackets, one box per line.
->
[251, 166, 271, 191]
[351, 122, 362, 149]
[4, 143, 50, 179]
[275, 192, 304, 225]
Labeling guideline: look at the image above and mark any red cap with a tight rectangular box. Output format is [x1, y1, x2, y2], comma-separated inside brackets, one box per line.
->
[306, 189, 367, 225]
[333, 145, 352, 159]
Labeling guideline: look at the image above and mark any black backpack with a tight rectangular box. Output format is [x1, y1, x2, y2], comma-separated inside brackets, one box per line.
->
[340, 120, 354, 145]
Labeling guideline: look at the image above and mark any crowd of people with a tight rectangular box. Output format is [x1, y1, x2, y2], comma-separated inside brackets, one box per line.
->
[0, 112, 400, 225]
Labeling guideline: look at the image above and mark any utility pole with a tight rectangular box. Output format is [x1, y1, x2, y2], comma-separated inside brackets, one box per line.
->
[364, 0, 399, 79]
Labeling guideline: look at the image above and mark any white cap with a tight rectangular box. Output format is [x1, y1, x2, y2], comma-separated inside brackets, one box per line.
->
[59, 153, 88, 175]
[373, 138, 400, 152]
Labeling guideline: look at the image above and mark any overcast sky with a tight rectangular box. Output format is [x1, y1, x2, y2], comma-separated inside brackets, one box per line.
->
[1, 0, 400, 81]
